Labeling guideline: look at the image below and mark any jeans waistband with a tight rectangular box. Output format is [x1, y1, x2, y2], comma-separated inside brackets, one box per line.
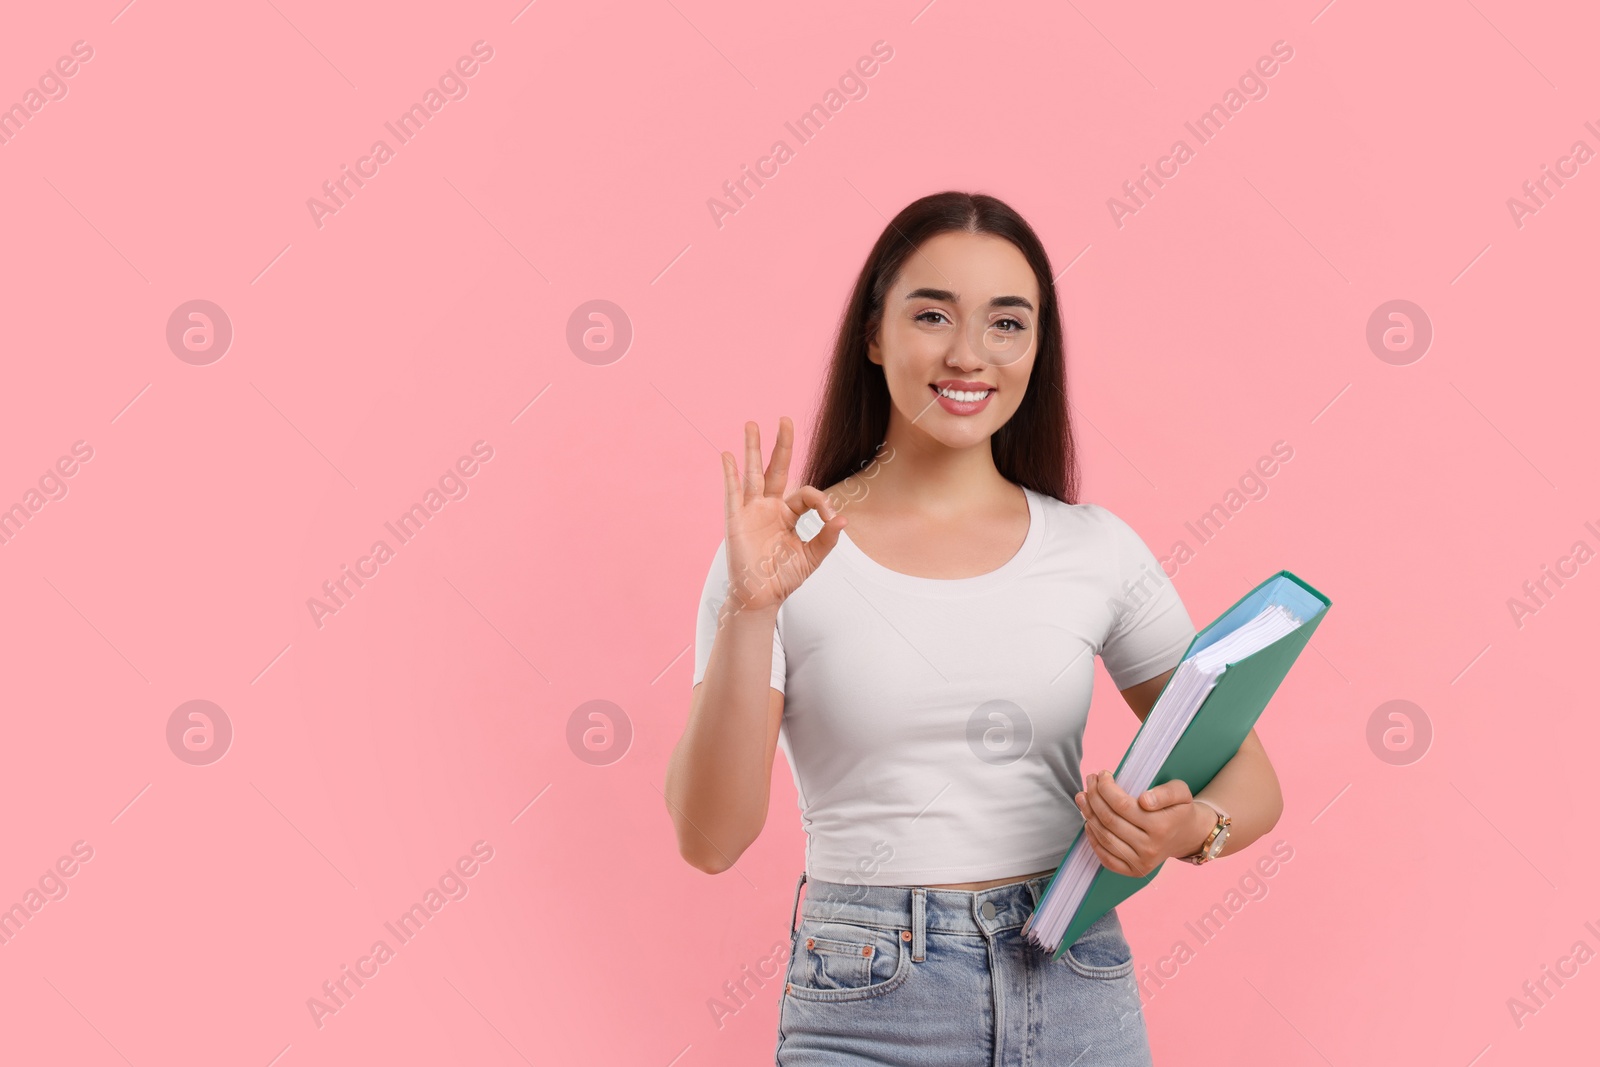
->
[788, 871, 1055, 962]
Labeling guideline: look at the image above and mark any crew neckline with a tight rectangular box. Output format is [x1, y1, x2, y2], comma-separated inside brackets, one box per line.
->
[830, 486, 1045, 597]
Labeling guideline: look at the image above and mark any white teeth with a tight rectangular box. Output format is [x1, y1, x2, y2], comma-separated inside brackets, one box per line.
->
[937, 386, 992, 402]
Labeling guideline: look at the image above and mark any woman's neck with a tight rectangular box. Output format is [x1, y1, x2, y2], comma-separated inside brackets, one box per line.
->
[843, 430, 1012, 521]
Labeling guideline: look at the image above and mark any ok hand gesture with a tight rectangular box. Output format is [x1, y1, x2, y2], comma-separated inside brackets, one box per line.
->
[720, 416, 847, 614]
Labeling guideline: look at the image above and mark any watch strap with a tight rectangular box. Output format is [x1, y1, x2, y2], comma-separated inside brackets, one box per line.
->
[1182, 799, 1231, 864]
[1194, 798, 1228, 822]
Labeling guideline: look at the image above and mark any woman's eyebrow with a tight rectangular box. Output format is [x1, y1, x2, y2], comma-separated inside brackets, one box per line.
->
[904, 287, 1034, 311]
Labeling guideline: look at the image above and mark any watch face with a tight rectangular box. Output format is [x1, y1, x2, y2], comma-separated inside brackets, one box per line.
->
[1208, 826, 1229, 857]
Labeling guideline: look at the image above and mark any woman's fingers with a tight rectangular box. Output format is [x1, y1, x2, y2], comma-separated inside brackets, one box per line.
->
[1139, 780, 1192, 811]
[1085, 773, 1151, 851]
[743, 421, 764, 503]
[769, 483, 848, 572]
[720, 451, 741, 524]
[800, 487, 847, 563]
[764, 416, 793, 499]
[1082, 814, 1140, 874]
[784, 482, 832, 521]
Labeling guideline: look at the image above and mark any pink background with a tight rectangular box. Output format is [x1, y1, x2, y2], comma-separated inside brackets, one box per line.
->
[2, 1, 1597, 1063]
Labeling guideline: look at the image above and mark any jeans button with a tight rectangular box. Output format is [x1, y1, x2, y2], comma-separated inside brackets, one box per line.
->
[980, 901, 997, 921]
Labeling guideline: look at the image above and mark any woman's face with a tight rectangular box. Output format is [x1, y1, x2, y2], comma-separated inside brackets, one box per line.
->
[867, 230, 1041, 451]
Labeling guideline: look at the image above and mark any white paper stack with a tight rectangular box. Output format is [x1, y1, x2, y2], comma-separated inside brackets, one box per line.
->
[1023, 602, 1306, 952]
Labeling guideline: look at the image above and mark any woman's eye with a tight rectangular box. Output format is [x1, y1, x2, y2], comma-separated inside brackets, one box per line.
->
[915, 310, 1026, 331]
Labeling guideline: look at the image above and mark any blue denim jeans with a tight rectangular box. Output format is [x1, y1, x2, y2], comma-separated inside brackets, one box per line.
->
[775, 871, 1153, 1066]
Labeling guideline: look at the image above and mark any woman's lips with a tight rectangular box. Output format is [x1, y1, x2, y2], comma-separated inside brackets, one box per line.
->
[929, 382, 994, 416]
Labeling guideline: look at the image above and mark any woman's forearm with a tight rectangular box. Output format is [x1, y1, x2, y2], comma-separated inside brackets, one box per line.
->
[1183, 728, 1284, 859]
[664, 601, 782, 873]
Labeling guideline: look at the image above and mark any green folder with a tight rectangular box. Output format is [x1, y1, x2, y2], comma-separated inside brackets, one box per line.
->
[1027, 569, 1332, 960]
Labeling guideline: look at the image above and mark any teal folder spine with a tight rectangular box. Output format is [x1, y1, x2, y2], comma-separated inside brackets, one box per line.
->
[1037, 569, 1332, 961]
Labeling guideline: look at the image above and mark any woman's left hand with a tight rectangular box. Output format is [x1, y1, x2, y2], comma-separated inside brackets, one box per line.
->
[1073, 770, 1206, 877]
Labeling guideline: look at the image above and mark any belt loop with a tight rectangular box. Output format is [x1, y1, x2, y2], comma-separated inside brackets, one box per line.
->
[911, 887, 926, 962]
[789, 871, 808, 935]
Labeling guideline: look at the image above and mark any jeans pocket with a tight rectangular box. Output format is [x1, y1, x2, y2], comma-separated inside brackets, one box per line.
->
[1062, 909, 1135, 981]
[785, 919, 911, 1002]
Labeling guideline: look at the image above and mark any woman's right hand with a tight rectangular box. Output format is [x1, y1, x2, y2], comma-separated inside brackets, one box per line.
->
[720, 416, 846, 613]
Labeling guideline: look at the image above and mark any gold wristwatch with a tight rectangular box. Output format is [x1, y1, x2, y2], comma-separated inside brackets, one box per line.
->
[1180, 801, 1231, 865]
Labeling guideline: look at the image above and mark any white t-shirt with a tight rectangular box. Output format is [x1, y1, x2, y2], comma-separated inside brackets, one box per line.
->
[690, 486, 1197, 886]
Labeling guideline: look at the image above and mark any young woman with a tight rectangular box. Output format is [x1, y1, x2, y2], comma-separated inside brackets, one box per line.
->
[664, 191, 1284, 1065]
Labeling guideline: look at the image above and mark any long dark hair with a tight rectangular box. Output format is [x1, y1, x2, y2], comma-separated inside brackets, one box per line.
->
[801, 190, 1079, 505]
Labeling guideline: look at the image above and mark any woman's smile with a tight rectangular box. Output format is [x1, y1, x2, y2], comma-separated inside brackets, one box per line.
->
[930, 380, 996, 415]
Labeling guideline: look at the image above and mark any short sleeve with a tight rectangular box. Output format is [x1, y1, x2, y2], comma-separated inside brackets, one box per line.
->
[691, 538, 785, 693]
[1092, 506, 1197, 690]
